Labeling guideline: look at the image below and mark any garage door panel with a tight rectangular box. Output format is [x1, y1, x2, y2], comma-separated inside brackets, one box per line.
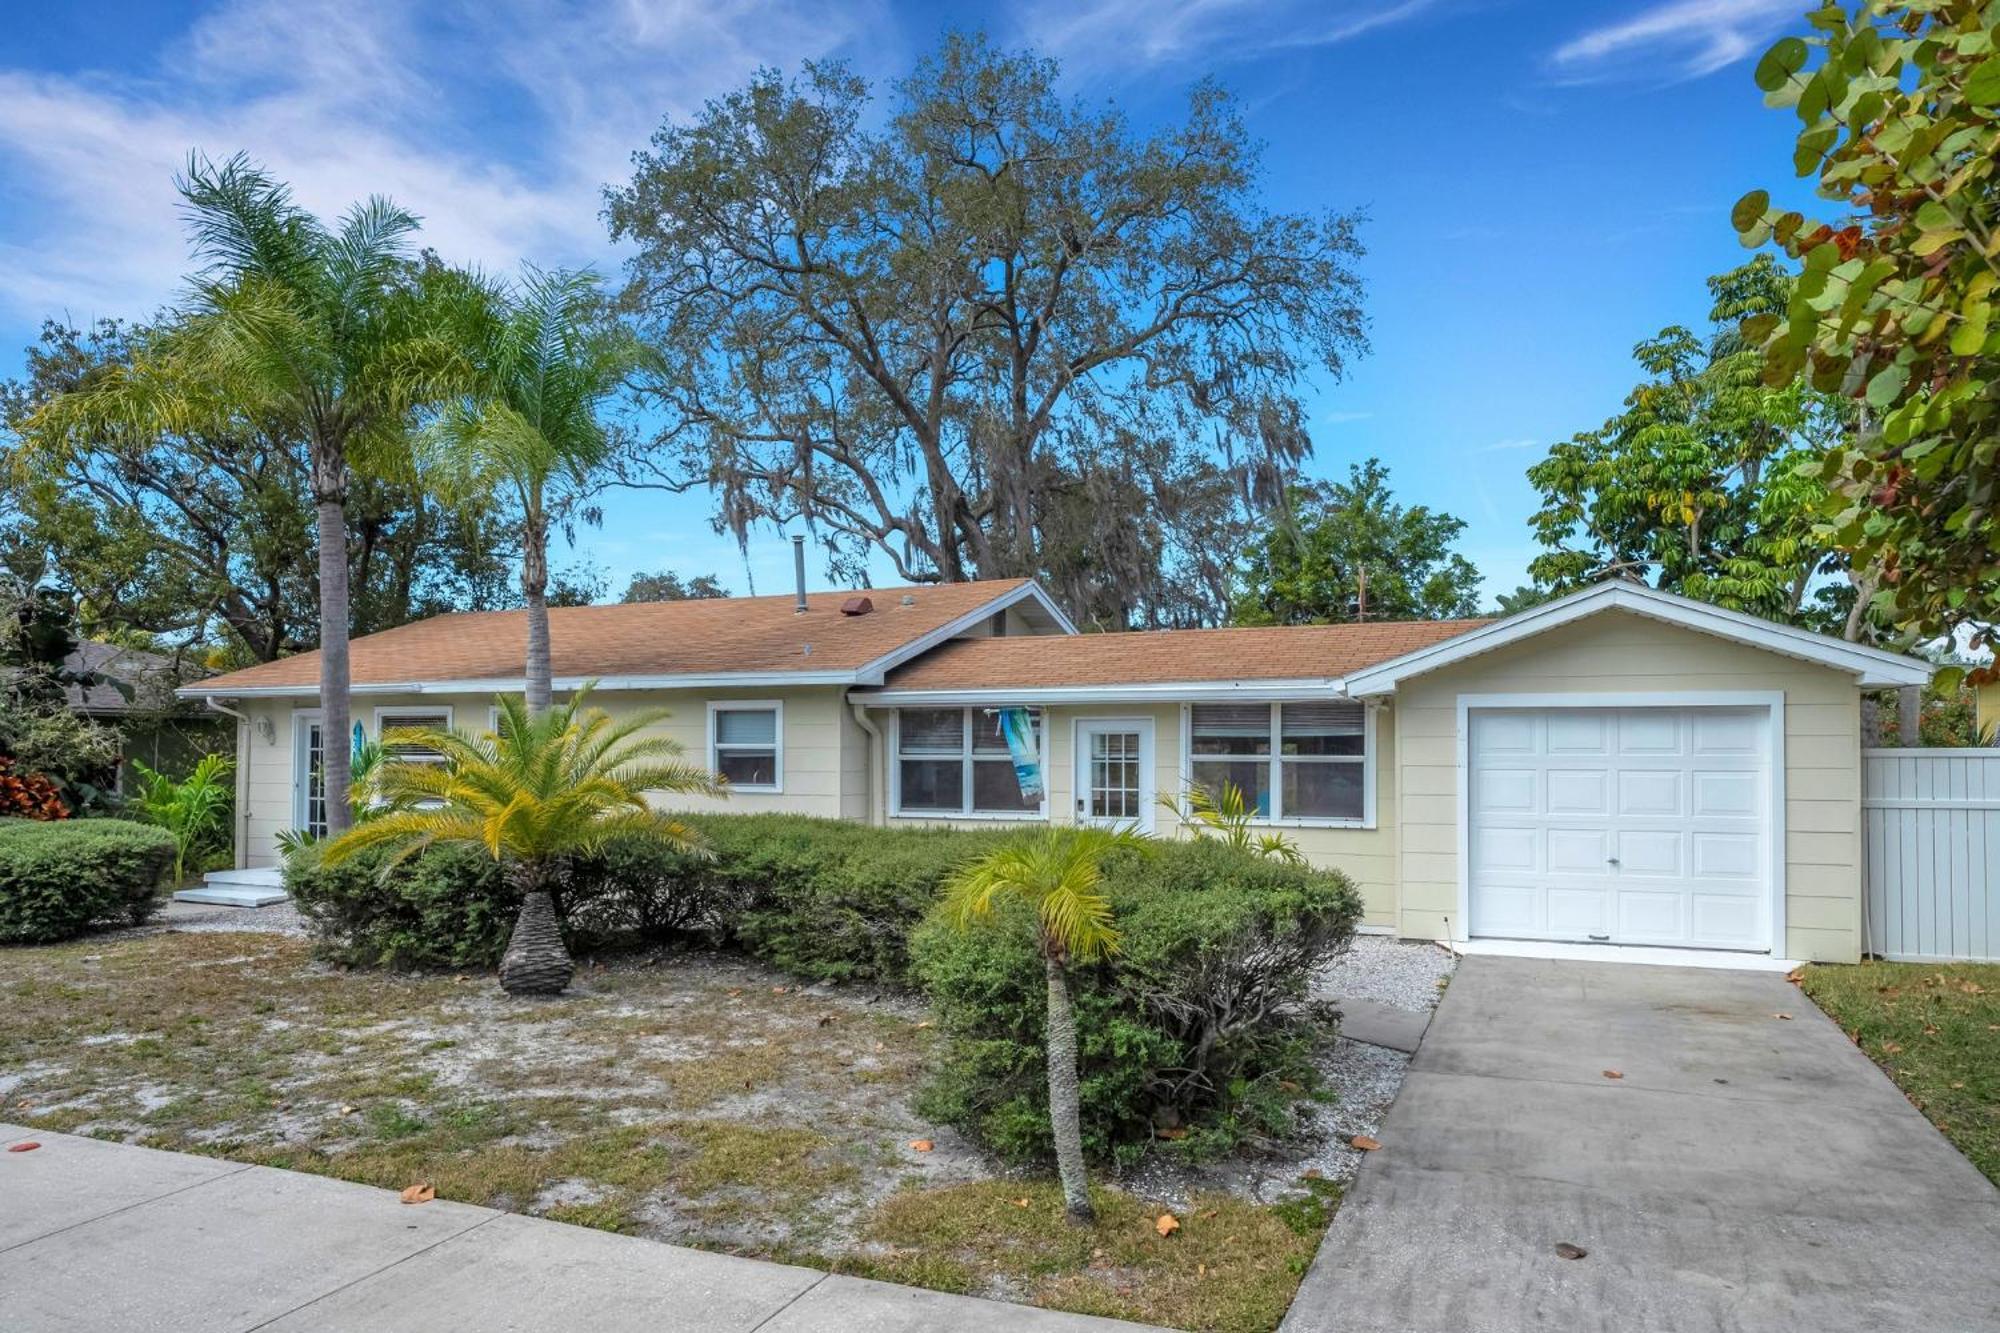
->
[1546, 827, 1608, 873]
[1692, 770, 1759, 817]
[1617, 770, 1683, 817]
[1468, 705, 1771, 953]
[1546, 769, 1609, 814]
[1613, 828, 1681, 875]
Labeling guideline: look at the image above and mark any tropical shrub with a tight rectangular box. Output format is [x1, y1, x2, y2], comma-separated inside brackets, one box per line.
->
[0, 759, 69, 820]
[129, 753, 234, 884]
[911, 839, 1362, 1165]
[0, 818, 175, 943]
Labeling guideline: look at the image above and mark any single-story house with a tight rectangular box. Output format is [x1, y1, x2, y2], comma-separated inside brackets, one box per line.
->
[181, 576, 1932, 965]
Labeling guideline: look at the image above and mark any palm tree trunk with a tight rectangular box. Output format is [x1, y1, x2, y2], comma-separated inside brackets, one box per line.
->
[522, 510, 551, 716]
[499, 862, 573, 996]
[1044, 954, 1093, 1224]
[315, 498, 353, 836]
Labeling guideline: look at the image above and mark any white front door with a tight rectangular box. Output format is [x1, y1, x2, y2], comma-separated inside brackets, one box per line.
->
[292, 711, 327, 839]
[1467, 705, 1772, 951]
[1074, 718, 1155, 834]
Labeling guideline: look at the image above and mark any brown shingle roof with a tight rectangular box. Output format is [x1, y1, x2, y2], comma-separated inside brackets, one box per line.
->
[880, 618, 1492, 691]
[187, 579, 1039, 694]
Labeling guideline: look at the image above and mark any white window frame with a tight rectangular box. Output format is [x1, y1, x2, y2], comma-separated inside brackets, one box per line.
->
[1179, 700, 1376, 829]
[890, 706, 1050, 821]
[708, 700, 784, 793]
[373, 706, 455, 764]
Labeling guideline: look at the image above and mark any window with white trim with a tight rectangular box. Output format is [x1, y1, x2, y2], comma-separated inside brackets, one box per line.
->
[895, 707, 1044, 817]
[1188, 701, 1367, 823]
[374, 708, 453, 764]
[710, 703, 781, 791]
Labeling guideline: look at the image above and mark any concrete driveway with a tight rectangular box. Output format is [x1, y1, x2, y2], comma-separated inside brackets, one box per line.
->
[1284, 955, 2000, 1333]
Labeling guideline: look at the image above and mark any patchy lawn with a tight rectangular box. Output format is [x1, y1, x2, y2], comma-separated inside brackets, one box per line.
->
[1800, 960, 2000, 1185]
[0, 930, 1352, 1332]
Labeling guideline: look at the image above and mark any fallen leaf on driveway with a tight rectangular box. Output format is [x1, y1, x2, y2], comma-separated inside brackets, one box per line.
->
[1013, 1197, 1030, 1208]
[1349, 1135, 1382, 1151]
[1155, 1213, 1180, 1237]
[1773, 1013, 1793, 1021]
[1602, 1070, 1623, 1080]
[1554, 1242, 1588, 1260]
[399, 1183, 435, 1205]
[908, 1139, 933, 1152]
[7, 1142, 39, 1153]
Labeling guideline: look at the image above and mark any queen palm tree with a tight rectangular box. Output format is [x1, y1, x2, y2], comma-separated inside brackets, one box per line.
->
[424, 267, 634, 714]
[318, 689, 721, 995]
[943, 826, 1144, 1224]
[30, 153, 476, 834]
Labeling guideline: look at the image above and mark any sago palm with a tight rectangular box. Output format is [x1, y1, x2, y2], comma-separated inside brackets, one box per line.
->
[318, 689, 721, 995]
[30, 153, 479, 834]
[424, 267, 635, 713]
[943, 826, 1143, 1224]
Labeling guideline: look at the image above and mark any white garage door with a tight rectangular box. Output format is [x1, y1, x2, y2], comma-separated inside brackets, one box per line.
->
[1468, 706, 1772, 952]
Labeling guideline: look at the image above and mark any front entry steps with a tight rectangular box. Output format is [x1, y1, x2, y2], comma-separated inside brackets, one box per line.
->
[171, 866, 288, 908]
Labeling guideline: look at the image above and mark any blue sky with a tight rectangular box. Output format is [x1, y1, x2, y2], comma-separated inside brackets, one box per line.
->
[0, 0, 1821, 606]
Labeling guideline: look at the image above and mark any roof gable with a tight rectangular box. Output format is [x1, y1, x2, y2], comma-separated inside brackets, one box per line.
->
[1342, 580, 1933, 694]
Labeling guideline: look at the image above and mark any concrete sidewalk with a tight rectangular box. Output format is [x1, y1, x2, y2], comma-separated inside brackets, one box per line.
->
[1283, 956, 2000, 1333]
[0, 1126, 1157, 1332]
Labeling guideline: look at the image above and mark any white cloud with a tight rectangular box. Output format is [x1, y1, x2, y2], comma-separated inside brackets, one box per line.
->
[1016, 0, 1437, 78]
[1477, 437, 1542, 454]
[0, 0, 887, 325]
[1549, 0, 1800, 84]
[1322, 409, 1373, 425]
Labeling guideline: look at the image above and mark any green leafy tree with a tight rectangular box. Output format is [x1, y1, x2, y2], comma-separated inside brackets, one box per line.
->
[607, 33, 1368, 628]
[942, 826, 1142, 1224]
[425, 268, 634, 712]
[4, 320, 515, 665]
[318, 689, 720, 995]
[1733, 3, 2000, 671]
[129, 753, 234, 885]
[1526, 258, 1861, 632]
[28, 156, 481, 832]
[621, 571, 729, 603]
[1232, 460, 1481, 625]
[1490, 584, 1555, 617]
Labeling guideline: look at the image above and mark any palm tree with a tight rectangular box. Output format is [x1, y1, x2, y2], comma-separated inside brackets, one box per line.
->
[30, 153, 476, 835]
[943, 826, 1143, 1224]
[425, 267, 634, 713]
[317, 689, 720, 995]
[1161, 779, 1306, 864]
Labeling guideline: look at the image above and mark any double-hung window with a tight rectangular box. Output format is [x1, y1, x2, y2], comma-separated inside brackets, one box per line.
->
[374, 708, 453, 764]
[894, 707, 1044, 817]
[710, 702, 781, 791]
[1188, 701, 1369, 824]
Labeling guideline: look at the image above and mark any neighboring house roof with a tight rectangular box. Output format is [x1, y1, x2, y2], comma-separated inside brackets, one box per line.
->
[1342, 579, 1934, 695]
[864, 617, 1491, 703]
[63, 641, 191, 716]
[180, 579, 1074, 698]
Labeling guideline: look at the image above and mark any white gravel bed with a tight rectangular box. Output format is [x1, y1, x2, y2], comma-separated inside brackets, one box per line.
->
[1312, 933, 1456, 1013]
[149, 900, 309, 937]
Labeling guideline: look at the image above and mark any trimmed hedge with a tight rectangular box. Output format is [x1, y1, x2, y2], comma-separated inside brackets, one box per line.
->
[0, 817, 175, 943]
[910, 839, 1362, 1165]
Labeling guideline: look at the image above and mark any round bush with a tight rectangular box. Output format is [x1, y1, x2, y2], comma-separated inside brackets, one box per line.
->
[909, 839, 1362, 1165]
[0, 817, 175, 943]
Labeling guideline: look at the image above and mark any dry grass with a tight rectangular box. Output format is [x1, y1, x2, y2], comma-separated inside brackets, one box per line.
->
[0, 931, 1338, 1330]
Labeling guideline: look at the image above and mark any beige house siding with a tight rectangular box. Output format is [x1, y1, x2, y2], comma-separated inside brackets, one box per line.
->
[870, 702, 1401, 928]
[235, 686, 857, 868]
[1391, 608, 1864, 962]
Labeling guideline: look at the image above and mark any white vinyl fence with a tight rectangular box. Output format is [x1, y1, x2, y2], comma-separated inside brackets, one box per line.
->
[1863, 748, 2000, 962]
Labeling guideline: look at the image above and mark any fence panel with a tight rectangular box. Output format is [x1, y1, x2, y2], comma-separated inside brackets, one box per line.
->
[1862, 748, 2000, 962]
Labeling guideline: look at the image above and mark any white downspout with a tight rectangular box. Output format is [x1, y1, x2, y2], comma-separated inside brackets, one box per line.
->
[204, 696, 252, 870]
[850, 701, 884, 827]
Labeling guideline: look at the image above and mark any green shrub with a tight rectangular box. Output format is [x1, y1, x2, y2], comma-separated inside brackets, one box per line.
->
[910, 839, 1362, 1165]
[0, 817, 175, 943]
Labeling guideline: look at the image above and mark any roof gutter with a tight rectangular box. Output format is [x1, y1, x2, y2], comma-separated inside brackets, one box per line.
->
[852, 680, 1350, 707]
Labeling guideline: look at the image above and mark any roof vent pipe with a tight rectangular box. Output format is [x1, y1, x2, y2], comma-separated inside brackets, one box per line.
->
[792, 535, 808, 614]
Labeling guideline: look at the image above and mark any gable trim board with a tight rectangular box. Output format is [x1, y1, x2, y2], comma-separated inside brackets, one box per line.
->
[1346, 580, 1931, 695]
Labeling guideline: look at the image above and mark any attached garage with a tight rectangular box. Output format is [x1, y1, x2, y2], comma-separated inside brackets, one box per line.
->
[1465, 701, 1775, 952]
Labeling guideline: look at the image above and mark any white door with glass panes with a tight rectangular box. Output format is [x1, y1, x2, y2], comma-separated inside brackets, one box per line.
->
[292, 710, 327, 839]
[1074, 718, 1154, 833]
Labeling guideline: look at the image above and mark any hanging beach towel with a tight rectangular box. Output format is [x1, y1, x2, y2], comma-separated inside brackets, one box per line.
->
[998, 707, 1044, 801]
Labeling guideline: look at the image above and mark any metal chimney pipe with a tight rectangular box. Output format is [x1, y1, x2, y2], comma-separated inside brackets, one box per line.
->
[792, 535, 808, 614]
